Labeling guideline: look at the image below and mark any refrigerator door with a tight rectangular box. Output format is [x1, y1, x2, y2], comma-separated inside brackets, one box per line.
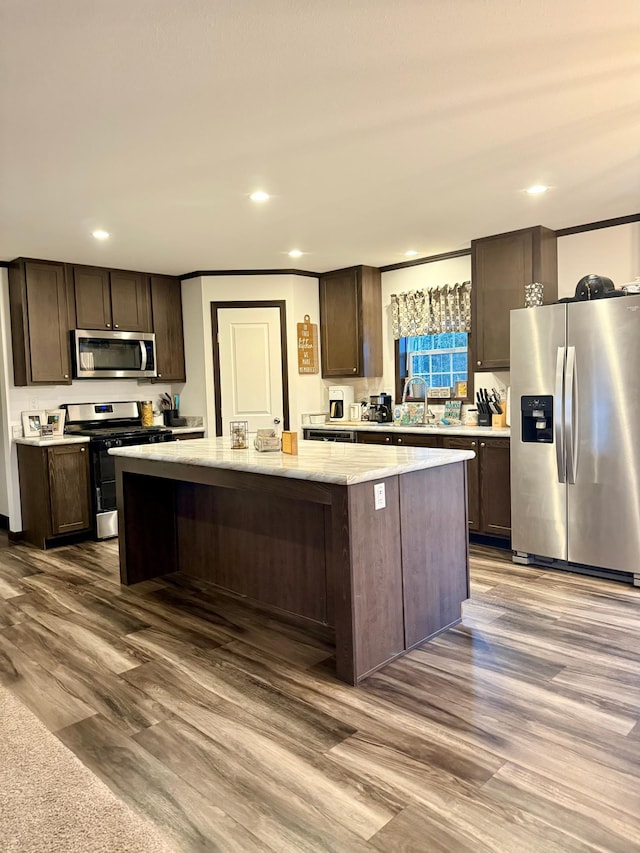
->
[510, 304, 567, 560]
[566, 295, 640, 572]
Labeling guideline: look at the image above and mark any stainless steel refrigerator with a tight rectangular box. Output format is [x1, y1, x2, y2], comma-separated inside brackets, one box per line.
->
[510, 294, 640, 585]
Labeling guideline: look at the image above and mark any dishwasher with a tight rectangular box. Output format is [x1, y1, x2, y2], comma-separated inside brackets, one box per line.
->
[304, 428, 356, 443]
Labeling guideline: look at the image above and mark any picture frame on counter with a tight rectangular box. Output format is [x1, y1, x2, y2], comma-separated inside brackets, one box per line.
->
[21, 410, 47, 437]
[46, 409, 65, 436]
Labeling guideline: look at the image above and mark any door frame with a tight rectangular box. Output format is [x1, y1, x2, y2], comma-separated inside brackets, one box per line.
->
[211, 300, 290, 436]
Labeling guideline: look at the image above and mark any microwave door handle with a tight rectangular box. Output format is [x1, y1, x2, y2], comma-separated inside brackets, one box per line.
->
[140, 340, 147, 371]
[564, 346, 578, 484]
[554, 346, 565, 483]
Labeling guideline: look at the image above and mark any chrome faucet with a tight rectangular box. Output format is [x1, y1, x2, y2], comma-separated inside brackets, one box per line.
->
[401, 377, 435, 424]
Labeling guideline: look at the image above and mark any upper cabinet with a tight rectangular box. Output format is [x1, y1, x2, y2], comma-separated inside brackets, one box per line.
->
[319, 265, 382, 378]
[149, 275, 186, 382]
[472, 226, 557, 371]
[71, 266, 151, 332]
[9, 258, 184, 386]
[9, 260, 72, 385]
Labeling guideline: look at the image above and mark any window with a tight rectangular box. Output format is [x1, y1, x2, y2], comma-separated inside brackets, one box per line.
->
[397, 332, 469, 399]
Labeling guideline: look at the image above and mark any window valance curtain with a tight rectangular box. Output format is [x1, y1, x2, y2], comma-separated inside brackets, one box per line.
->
[390, 281, 472, 339]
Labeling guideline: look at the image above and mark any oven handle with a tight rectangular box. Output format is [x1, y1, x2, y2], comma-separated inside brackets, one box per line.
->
[140, 341, 147, 371]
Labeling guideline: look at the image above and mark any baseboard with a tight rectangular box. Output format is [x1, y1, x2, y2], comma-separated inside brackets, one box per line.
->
[8, 530, 23, 542]
[0, 514, 8, 531]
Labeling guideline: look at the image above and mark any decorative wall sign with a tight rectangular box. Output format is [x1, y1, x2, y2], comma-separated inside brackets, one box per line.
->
[297, 314, 319, 374]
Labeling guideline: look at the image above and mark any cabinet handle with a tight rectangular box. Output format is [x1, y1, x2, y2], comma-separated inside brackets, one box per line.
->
[114, 324, 119, 329]
[477, 360, 482, 366]
[397, 438, 403, 444]
[480, 442, 486, 447]
[352, 367, 357, 373]
[471, 441, 476, 447]
[80, 447, 86, 452]
[385, 437, 391, 443]
[64, 374, 69, 379]
[157, 373, 162, 378]
[106, 323, 111, 328]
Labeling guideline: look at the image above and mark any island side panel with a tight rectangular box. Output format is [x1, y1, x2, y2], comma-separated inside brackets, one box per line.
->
[399, 462, 469, 648]
[175, 481, 329, 624]
[117, 471, 179, 585]
[333, 476, 405, 683]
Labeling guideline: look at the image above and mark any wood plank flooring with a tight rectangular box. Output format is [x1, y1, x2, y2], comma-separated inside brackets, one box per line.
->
[1, 535, 639, 851]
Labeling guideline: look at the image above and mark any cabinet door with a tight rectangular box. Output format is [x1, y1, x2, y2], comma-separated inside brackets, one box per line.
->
[441, 436, 480, 531]
[357, 431, 393, 445]
[479, 439, 511, 538]
[73, 266, 112, 329]
[48, 444, 92, 535]
[26, 262, 72, 384]
[472, 226, 557, 371]
[320, 269, 361, 376]
[149, 275, 186, 381]
[110, 271, 151, 331]
[173, 431, 205, 441]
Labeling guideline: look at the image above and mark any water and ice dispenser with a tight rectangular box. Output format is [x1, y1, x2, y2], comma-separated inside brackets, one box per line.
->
[521, 395, 553, 443]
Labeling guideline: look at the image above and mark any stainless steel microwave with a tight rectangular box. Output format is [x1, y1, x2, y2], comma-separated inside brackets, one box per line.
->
[72, 329, 157, 379]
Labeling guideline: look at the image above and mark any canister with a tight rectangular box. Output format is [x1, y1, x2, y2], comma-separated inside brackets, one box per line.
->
[140, 400, 153, 427]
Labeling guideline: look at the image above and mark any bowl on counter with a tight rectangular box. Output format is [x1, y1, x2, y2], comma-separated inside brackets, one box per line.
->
[308, 413, 328, 425]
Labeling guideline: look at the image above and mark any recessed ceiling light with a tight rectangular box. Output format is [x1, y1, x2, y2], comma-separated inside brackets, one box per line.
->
[525, 185, 548, 195]
[92, 229, 110, 239]
[288, 249, 303, 258]
[249, 191, 270, 202]
[404, 250, 418, 257]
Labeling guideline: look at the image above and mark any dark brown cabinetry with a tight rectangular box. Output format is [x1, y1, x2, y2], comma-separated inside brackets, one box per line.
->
[71, 266, 151, 332]
[149, 275, 186, 381]
[17, 442, 92, 548]
[472, 226, 557, 370]
[442, 436, 510, 538]
[173, 430, 205, 441]
[319, 266, 382, 378]
[9, 260, 72, 385]
[356, 431, 441, 448]
[479, 437, 511, 537]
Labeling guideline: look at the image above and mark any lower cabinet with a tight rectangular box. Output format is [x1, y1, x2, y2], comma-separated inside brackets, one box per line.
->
[356, 431, 441, 448]
[17, 442, 92, 549]
[356, 430, 511, 539]
[442, 436, 511, 539]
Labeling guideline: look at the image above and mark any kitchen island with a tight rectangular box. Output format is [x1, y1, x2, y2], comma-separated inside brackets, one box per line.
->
[111, 438, 474, 684]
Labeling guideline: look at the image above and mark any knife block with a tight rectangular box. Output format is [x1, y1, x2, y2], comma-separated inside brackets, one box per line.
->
[492, 411, 507, 429]
[163, 410, 187, 427]
[478, 411, 492, 427]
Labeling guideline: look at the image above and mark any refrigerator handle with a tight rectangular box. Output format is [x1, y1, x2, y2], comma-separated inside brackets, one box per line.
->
[554, 347, 565, 483]
[565, 346, 579, 484]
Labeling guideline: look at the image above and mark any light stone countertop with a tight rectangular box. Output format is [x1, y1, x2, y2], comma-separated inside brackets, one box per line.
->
[14, 434, 90, 447]
[109, 436, 475, 486]
[302, 422, 511, 438]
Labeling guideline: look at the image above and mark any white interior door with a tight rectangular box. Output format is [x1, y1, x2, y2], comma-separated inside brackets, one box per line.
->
[217, 306, 285, 434]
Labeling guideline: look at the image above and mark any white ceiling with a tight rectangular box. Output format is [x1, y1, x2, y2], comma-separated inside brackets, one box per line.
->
[1, 0, 639, 275]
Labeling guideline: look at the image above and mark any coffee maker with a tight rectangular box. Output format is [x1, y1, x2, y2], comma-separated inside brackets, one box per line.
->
[367, 393, 393, 423]
[328, 385, 354, 422]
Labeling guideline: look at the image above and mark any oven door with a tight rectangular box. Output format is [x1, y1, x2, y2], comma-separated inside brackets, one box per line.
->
[91, 433, 174, 538]
[72, 329, 157, 379]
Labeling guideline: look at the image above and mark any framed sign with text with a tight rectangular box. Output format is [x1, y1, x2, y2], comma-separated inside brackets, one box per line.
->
[297, 314, 319, 374]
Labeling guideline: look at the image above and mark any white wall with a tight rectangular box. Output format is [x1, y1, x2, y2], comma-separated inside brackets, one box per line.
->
[179, 274, 325, 434]
[558, 222, 640, 299]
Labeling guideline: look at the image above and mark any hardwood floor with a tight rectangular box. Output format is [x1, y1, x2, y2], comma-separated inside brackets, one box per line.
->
[1, 535, 639, 851]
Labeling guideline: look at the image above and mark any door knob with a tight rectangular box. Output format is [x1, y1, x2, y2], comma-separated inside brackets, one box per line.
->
[273, 418, 281, 425]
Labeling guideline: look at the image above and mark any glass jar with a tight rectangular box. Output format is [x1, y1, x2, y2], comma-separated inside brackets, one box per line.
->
[140, 401, 153, 427]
